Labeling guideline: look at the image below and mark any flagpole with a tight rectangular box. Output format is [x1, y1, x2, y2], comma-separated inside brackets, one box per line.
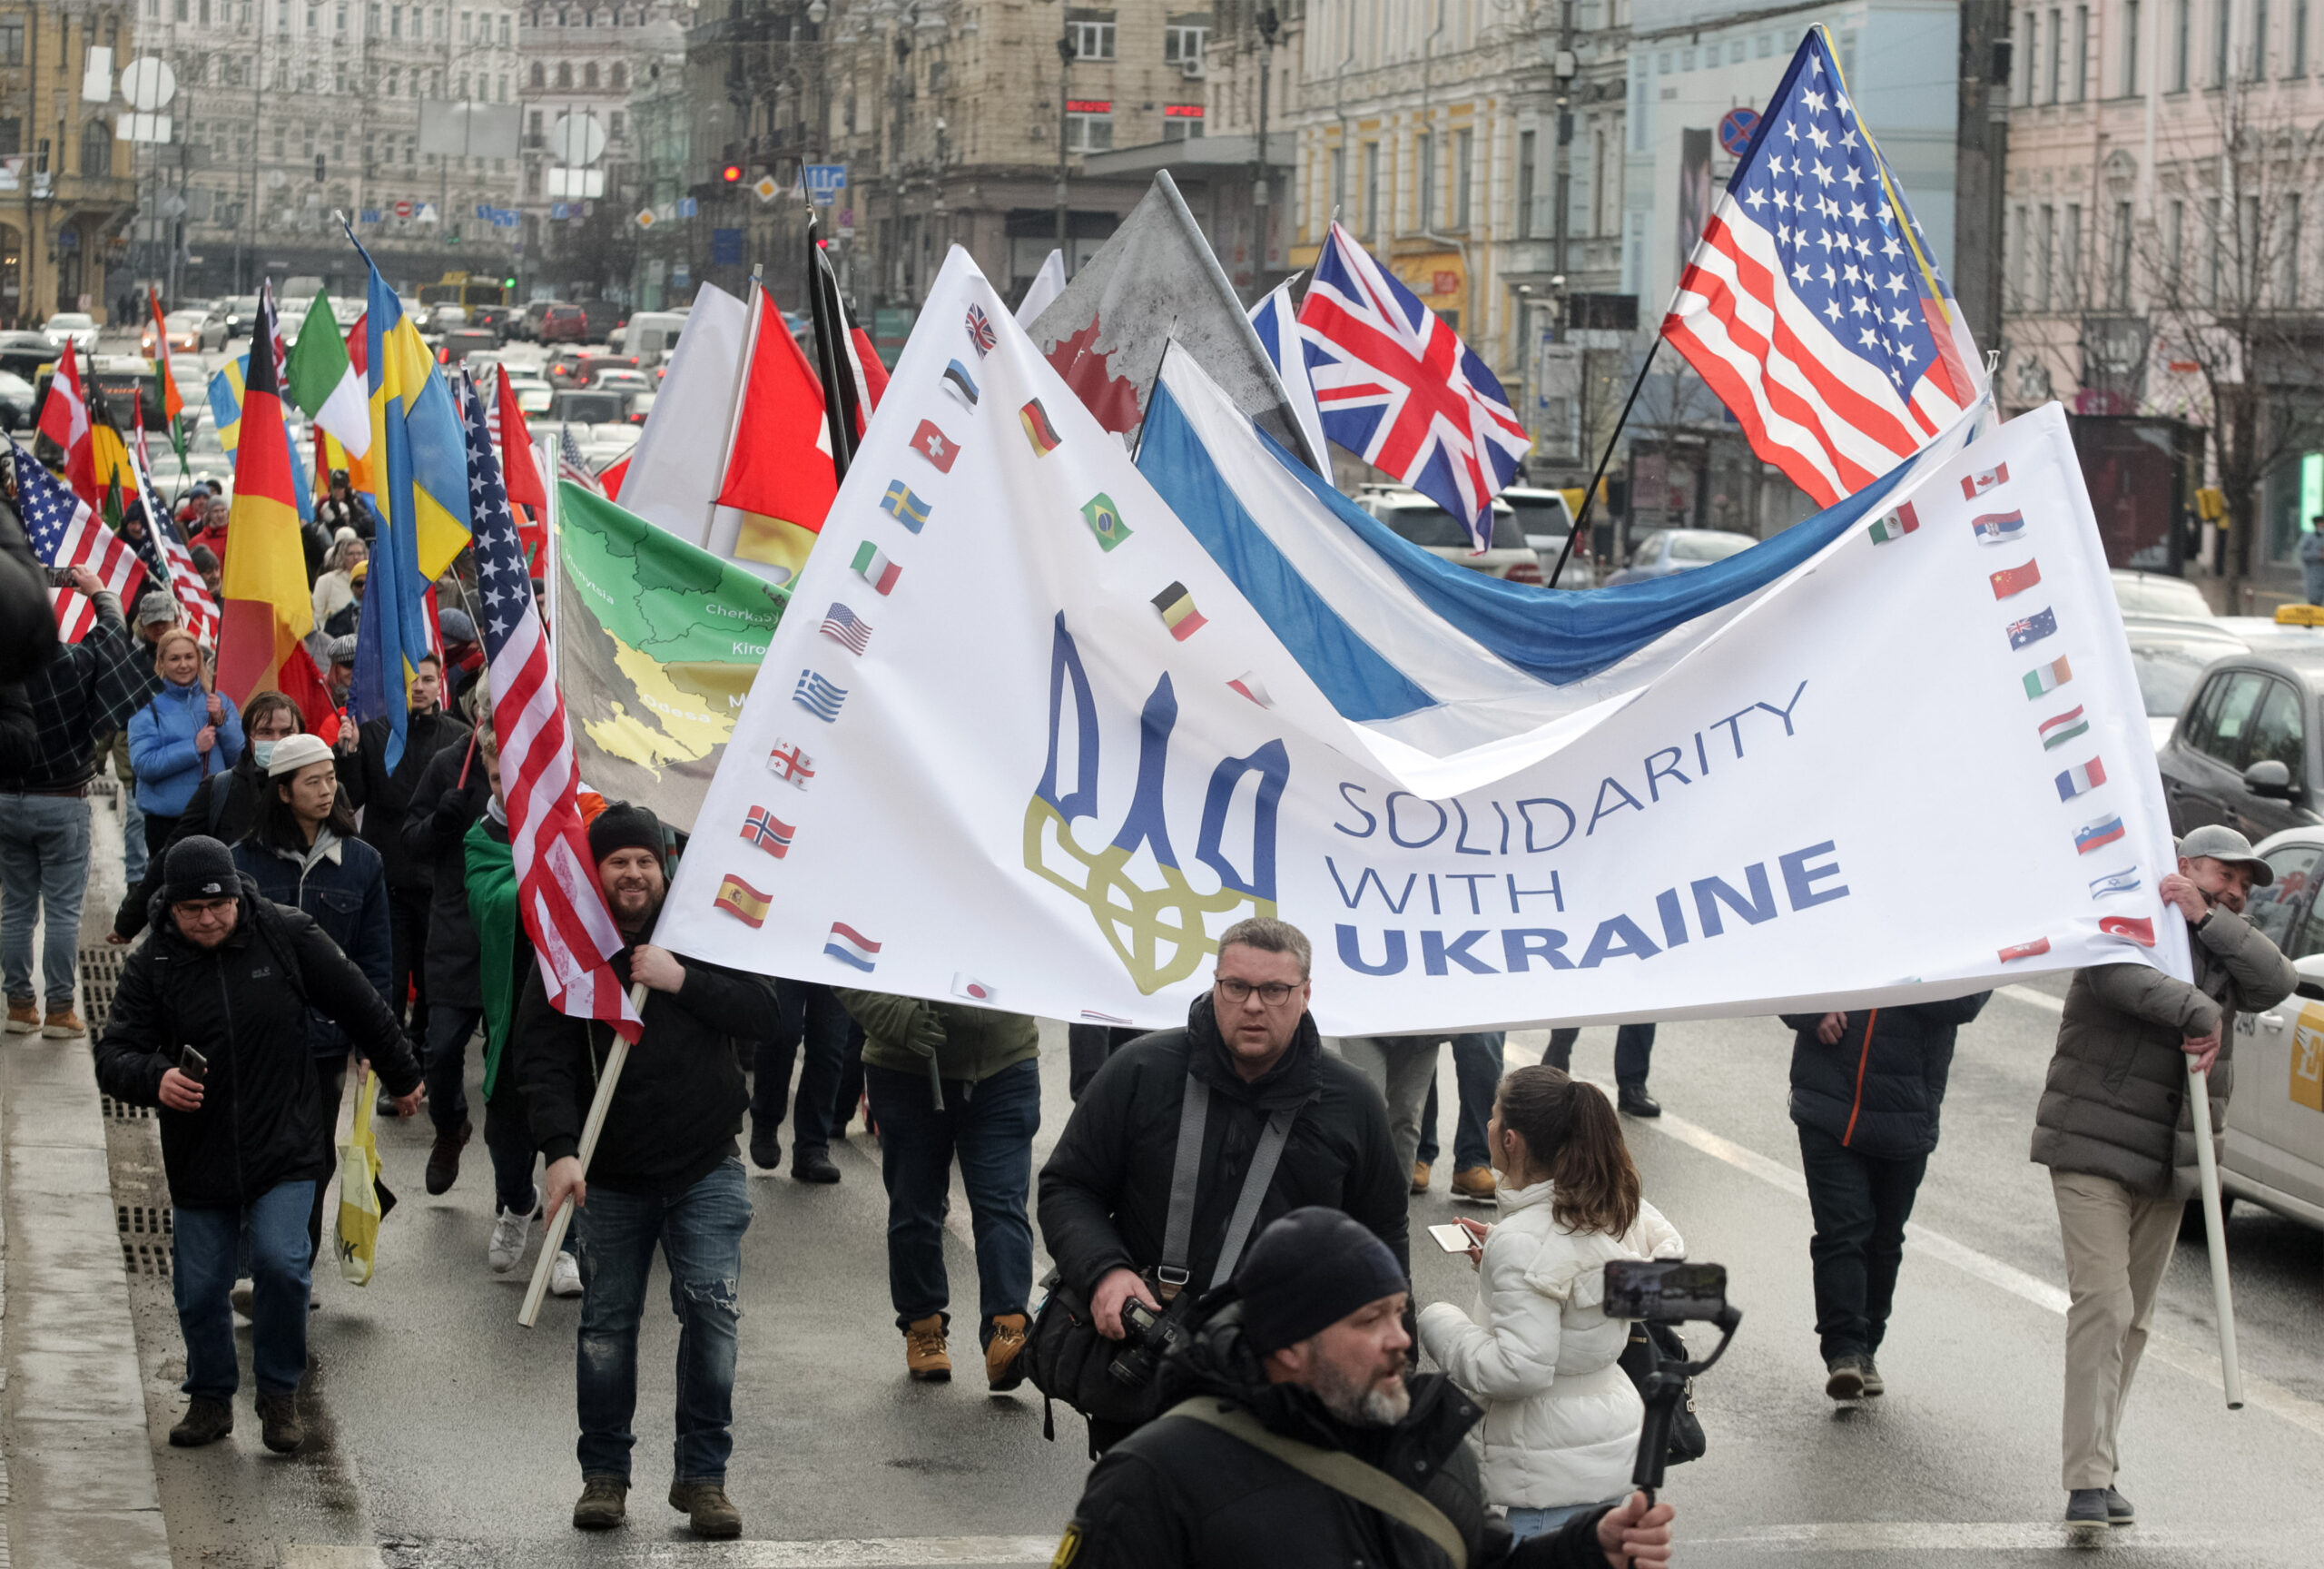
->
[540, 437, 561, 666]
[1546, 335, 1662, 588]
[2188, 1062, 2245, 1407]
[518, 982, 652, 1327]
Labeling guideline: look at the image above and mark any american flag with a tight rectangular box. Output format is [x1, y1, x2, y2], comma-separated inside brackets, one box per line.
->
[128, 449, 221, 647]
[460, 378, 641, 1044]
[1297, 222, 1530, 552]
[1661, 27, 1986, 507]
[818, 601, 872, 656]
[13, 440, 145, 642]
[557, 424, 605, 495]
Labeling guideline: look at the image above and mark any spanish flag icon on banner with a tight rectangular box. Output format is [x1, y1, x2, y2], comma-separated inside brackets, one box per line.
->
[714, 873, 773, 928]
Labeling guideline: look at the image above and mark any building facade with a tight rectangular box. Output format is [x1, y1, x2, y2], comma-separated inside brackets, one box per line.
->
[0, 2, 138, 326]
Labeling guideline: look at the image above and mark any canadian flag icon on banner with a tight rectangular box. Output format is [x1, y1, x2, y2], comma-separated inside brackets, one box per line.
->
[1961, 463, 2012, 499]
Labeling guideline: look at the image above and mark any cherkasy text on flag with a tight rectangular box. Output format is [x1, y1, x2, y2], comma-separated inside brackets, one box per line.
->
[1660, 26, 1988, 508]
[653, 245, 2185, 1040]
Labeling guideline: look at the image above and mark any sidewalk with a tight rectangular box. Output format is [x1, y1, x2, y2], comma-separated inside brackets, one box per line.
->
[0, 780, 171, 1568]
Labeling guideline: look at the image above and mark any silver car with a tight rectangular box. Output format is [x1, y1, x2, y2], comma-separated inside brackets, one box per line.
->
[2221, 824, 2324, 1231]
[1356, 488, 1540, 582]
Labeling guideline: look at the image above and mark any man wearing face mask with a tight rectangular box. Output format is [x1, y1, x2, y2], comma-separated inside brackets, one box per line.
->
[112, 693, 305, 945]
[2032, 824, 2296, 1533]
[515, 804, 777, 1541]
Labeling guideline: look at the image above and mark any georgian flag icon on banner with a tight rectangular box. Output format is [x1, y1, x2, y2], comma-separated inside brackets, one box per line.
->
[1962, 463, 2011, 498]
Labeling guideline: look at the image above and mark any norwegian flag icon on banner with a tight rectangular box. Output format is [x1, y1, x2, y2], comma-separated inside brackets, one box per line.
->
[1296, 222, 1530, 553]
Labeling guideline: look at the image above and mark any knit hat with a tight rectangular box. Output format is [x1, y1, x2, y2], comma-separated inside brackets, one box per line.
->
[586, 802, 664, 866]
[162, 835, 240, 905]
[325, 634, 359, 666]
[1234, 1208, 1408, 1357]
[438, 607, 478, 646]
[264, 732, 335, 778]
[135, 591, 180, 627]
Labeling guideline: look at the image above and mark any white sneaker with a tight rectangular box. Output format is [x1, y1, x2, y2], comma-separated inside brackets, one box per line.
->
[487, 1193, 538, 1274]
[549, 1248, 583, 1298]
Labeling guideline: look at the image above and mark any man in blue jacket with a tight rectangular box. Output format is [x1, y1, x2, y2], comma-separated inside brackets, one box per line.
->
[1780, 992, 1989, 1400]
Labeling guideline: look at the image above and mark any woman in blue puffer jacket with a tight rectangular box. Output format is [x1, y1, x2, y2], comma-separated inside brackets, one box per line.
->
[127, 628, 245, 863]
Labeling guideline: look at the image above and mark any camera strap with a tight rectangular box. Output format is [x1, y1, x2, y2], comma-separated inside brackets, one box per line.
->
[1156, 1072, 1297, 1301]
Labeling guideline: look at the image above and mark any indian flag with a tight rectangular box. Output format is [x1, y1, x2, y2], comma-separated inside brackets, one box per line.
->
[288, 291, 371, 457]
[2038, 705, 2090, 750]
[2022, 656, 2073, 699]
[1867, 502, 1918, 545]
[852, 539, 901, 595]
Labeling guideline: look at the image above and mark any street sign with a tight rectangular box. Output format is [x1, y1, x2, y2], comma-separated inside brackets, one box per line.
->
[360, 207, 382, 224]
[752, 174, 780, 203]
[1718, 107, 1761, 157]
[803, 163, 847, 206]
[120, 56, 176, 110]
[835, 205, 855, 237]
[711, 227, 744, 265]
[635, 208, 656, 229]
[392, 198, 414, 219]
[547, 112, 607, 167]
[677, 195, 698, 219]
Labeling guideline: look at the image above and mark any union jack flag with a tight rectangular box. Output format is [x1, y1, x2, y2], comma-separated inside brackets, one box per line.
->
[12, 440, 144, 642]
[1661, 27, 1986, 507]
[1297, 222, 1530, 552]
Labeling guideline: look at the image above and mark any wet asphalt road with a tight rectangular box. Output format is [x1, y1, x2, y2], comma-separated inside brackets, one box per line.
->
[111, 975, 2324, 1569]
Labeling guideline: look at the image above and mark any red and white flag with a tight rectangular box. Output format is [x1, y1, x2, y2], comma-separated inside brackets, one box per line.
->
[13, 439, 145, 638]
[36, 344, 97, 503]
[130, 448, 222, 647]
[459, 376, 640, 1043]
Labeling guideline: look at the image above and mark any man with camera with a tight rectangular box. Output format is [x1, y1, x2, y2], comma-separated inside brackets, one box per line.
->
[1036, 917, 1407, 1453]
[2032, 824, 2296, 1531]
[1056, 1206, 1676, 1568]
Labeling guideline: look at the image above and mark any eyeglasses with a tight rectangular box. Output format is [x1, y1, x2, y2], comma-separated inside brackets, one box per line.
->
[1216, 977, 1300, 1007]
[173, 899, 237, 923]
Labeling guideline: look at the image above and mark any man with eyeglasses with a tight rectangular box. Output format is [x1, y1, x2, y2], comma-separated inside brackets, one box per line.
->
[93, 836, 423, 1456]
[1039, 917, 1408, 1453]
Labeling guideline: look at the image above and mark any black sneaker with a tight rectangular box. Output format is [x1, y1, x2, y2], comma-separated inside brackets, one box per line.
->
[573, 1475, 628, 1530]
[425, 1118, 473, 1196]
[168, 1396, 234, 1447]
[2066, 1488, 2111, 1530]
[1858, 1356, 1886, 1397]
[255, 1391, 304, 1454]
[1824, 1354, 1866, 1400]
[1618, 1084, 1662, 1118]
[2104, 1487, 2134, 1525]
[748, 1123, 781, 1171]
[791, 1144, 842, 1184]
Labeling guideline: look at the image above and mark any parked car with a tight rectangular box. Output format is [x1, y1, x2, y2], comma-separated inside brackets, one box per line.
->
[588, 367, 652, 393]
[436, 328, 500, 365]
[553, 352, 637, 387]
[0, 331, 56, 382]
[537, 303, 590, 344]
[623, 390, 656, 425]
[550, 389, 625, 425]
[42, 312, 98, 353]
[575, 299, 625, 340]
[331, 296, 367, 330]
[1356, 488, 1539, 582]
[1501, 486, 1594, 588]
[1602, 528, 1757, 585]
[513, 381, 555, 416]
[0, 370, 34, 429]
[621, 310, 688, 365]
[2157, 646, 2324, 844]
[468, 303, 514, 338]
[2124, 617, 2250, 752]
[145, 309, 227, 354]
[2112, 568, 2214, 622]
[2216, 823, 2324, 1231]
[218, 295, 263, 340]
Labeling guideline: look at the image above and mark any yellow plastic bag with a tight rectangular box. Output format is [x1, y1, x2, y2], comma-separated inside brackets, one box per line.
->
[333, 1066, 397, 1286]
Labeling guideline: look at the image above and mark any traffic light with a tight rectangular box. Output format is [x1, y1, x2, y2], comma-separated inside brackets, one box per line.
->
[721, 163, 743, 184]
[503, 275, 517, 290]
[314, 153, 325, 183]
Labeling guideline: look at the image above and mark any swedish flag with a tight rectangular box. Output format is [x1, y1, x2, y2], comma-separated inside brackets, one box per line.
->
[880, 479, 930, 532]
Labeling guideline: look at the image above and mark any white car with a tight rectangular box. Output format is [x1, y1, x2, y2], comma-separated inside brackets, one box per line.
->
[1501, 486, 1595, 588]
[43, 312, 98, 352]
[2221, 824, 2324, 1230]
[1354, 487, 1538, 583]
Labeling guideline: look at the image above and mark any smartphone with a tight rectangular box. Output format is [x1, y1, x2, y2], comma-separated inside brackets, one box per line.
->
[1428, 1221, 1482, 1254]
[178, 1045, 208, 1082]
[1602, 1260, 1728, 1322]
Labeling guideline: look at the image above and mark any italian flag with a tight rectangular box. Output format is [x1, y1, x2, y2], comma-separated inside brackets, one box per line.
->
[287, 291, 372, 458]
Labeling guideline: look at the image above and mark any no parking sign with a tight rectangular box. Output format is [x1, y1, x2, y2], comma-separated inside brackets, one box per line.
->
[1718, 107, 1761, 157]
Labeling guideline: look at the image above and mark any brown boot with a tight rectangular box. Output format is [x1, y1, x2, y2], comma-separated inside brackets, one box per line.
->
[904, 1314, 951, 1382]
[1452, 1167, 1498, 1203]
[571, 1475, 627, 1530]
[168, 1396, 234, 1447]
[255, 1391, 304, 1454]
[1411, 1160, 1432, 1195]
[5, 999, 38, 1034]
[41, 1007, 85, 1039]
[668, 1480, 743, 1539]
[985, 1312, 1029, 1391]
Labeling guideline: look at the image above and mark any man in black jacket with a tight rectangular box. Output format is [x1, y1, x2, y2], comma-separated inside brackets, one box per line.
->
[1038, 917, 1407, 1451]
[337, 652, 469, 1031]
[91, 837, 423, 1456]
[515, 804, 776, 1541]
[401, 722, 491, 1195]
[1059, 1207, 1675, 1569]
[1779, 992, 1988, 1400]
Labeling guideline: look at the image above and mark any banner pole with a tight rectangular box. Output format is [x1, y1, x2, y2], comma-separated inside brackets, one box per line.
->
[2186, 1061, 2243, 1408]
[1548, 335, 1662, 589]
[519, 982, 651, 1328]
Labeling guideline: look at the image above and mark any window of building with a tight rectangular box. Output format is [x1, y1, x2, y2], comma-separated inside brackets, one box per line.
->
[1068, 20, 1115, 60]
[584, 61, 598, 86]
[2166, 198, 2184, 298]
[2294, 0, 2311, 71]
[81, 119, 112, 175]
[531, 61, 545, 87]
[1452, 126, 1472, 230]
[2013, 204, 2031, 312]
[2252, 0, 2270, 76]
[2205, 195, 2222, 301]
[459, 7, 469, 37]
[2037, 203, 2054, 308]
[1163, 23, 1206, 64]
[434, 5, 446, 37]
[1516, 127, 1535, 239]
[387, 67, 399, 94]
[2019, 10, 2036, 103]
[1415, 131, 1434, 232]
[2123, 0, 2141, 89]
[556, 61, 573, 87]
[527, 107, 543, 139]
[0, 20, 21, 64]
[2282, 192, 2302, 304]
[1066, 100, 1114, 151]
[391, 3, 402, 35]
[1363, 140, 1380, 241]
[2073, 5, 2089, 96]
[2063, 202, 2082, 304]
[2108, 200, 2132, 304]
[273, 126, 288, 158]
[1160, 103, 1204, 141]
[0, 117, 18, 156]
[2047, 7, 2063, 98]
[609, 109, 624, 137]
[499, 13, 509, 42]
[610, 61, 625, 88]
[498, 74, 508, 100]
[1329, 143, 1344, 216]
[2214, 0, 2231, 81]
[2171, 0, 2190, 84]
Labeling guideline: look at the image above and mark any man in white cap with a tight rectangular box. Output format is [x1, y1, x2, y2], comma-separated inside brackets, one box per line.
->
[2032, 823, 2295, 1533]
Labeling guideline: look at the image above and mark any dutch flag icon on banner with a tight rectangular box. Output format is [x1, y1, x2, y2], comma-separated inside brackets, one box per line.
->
[825, 922, 881, 972]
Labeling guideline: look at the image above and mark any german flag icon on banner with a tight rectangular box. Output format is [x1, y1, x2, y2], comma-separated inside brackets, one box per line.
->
[1019, 398, 1061, 457]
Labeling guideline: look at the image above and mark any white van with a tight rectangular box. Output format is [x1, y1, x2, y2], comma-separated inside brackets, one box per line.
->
[624, 311, 689, 366]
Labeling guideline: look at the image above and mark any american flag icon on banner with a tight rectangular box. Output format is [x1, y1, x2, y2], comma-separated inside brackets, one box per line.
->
[819, 601, 872, 655]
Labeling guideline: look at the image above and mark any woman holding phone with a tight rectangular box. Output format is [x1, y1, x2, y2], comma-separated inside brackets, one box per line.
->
[1418, 1065, 1686, 1541]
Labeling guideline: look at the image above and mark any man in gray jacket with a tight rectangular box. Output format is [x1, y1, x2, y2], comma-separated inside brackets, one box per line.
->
[2030, 824, 2296, 1533]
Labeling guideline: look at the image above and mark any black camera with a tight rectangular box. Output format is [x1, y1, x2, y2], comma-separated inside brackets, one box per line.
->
[1603, 1260, 1730, 1323]
[1108, 1298, 1190, 1388]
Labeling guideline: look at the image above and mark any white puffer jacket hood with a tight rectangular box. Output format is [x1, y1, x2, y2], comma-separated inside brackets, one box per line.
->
[1416, 1179, 1685, 1509]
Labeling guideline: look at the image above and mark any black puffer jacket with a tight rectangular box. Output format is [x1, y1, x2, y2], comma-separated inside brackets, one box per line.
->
[400, 734, 488, 1009]
[1781, 994, 1990, 1159]
[338, 707, 470, 889]
[513, 940, 774, 1196]
[1039, 993, 1409, 1298]
[91, 876, 422, 1207]
[113, 756, 269, 942]
[1062, 1298, 1611, 1569]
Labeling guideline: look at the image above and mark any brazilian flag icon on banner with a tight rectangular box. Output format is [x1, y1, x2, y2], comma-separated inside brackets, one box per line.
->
[1079, 491, 1131, 552]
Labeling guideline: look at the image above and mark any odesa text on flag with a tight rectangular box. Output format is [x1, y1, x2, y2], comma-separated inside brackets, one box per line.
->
[148, 288, 185, 425]
[1297, 222, 1531, 553]
[215, 288, 335, 725]
[36, 343, 96, 504]
[459, 376, 641, 1044]
[714, 281, 840, 586]
[13, 439, 145, 641]
[1660, 27, 1987, 508]
[1247, 280, 1331, 480]
[355, 241, 459, 772]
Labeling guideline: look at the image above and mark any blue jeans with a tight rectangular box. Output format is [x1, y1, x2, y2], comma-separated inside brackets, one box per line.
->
[1413, 1033, 1507, 1170]
[751, 979, 850, 1150]
[2303, 557, 2324, 607]
[573, 1157, 753, 1485]
[122, 791, 148, 886]
[1508, 1501, 1615, 1541]
[174, 1180, 316, 1400]
[863, 1056, 1040, 1337]
[1545, 1023, 1657, 1089]
[0, 794, 92, 1009]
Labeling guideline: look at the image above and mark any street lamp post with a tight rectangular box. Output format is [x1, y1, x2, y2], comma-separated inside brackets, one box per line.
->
[1253, 5, 1278, 270]
[1054, 26, 1072, 255]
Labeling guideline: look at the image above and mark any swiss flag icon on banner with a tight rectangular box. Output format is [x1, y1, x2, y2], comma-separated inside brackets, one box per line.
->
[911, 419, 960, 473]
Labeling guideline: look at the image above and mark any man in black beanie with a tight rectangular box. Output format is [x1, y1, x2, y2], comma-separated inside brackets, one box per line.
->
[513, 801, 778, 1541]
[1056, 1208, 1677, 1569]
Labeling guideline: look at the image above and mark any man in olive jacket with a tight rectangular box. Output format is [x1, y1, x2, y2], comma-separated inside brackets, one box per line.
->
[835, 988, 1041, 1388]
[2030, 824, 2296, 1530]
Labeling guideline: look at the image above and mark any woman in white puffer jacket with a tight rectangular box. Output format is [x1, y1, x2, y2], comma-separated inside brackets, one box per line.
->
[1418, 1064, 1685, 1541]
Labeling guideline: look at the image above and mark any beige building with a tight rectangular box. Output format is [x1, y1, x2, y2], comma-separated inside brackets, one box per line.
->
[0, 2, 138, 326]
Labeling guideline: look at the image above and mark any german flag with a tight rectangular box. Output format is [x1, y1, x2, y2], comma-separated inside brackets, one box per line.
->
[215, 289, 334, 731]
[1019, 397, 1061, 457]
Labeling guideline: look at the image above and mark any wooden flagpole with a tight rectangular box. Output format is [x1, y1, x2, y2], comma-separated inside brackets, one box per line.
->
[519, 981, 651, 1327]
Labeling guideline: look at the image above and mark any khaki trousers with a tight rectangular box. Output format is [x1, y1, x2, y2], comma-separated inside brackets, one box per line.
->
[2051, 1169, 2182, 1491]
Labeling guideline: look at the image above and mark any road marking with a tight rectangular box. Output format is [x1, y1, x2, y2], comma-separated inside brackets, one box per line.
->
[286, 1538, 1061, 1567]
[1630, 1091, 2324, 1436]
[1685, 1520, 2200, 1551]
[1999, 983, 2065, 1014]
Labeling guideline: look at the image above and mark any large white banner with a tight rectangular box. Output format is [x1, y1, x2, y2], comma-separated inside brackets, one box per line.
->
[655, 249, 2187, 1034]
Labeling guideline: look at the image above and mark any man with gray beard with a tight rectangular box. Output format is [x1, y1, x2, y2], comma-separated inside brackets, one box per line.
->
[1055, 1208, 1676, 1569]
